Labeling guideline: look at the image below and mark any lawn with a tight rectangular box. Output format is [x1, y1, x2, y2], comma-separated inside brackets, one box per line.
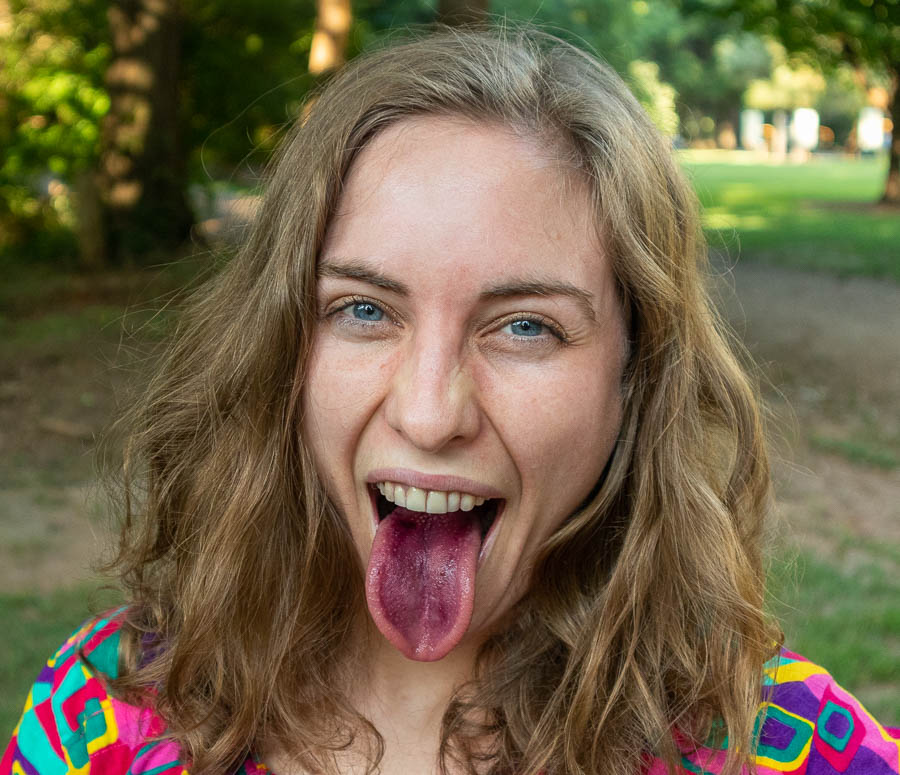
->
[768, 548, 900, 723]
[681, 151, 900, 281]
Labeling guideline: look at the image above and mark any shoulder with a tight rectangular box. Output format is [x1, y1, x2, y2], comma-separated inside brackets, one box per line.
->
[646, 648, 900, 774]
[752, 648, 900, 774]
[1, 611, 187, 775]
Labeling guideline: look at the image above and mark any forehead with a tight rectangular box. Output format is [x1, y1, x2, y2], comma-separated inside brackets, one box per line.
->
[322, 116, 607, 295]
[336, 116, 588, 222]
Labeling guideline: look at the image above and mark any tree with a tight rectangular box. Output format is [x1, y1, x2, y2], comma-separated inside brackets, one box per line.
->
[97, 0, 193, 265]
[623, 2, 767, 142]
[0, 0, 323, 267]
[499, 0, 774, 143]
[0, 0, 110, 263]
[685, 0, 900, 204]
[744, 41, 826, 112]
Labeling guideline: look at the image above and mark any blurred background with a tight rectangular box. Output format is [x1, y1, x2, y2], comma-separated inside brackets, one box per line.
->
[1, 0, 898, 736]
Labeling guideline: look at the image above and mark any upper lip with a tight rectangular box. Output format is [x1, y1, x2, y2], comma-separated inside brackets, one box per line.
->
[365, 468, 504, 499]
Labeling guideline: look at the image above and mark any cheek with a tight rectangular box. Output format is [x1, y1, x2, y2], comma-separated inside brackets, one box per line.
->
[301, 338, 384, 477]
[303, 333, 393, 486]
[489, 359, 622, 504]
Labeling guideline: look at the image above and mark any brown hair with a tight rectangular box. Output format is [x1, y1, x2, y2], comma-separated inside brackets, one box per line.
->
[107, 25, 780, 775]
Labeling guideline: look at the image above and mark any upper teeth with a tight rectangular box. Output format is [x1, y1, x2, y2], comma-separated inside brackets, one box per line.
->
[375, 482, 487, 514]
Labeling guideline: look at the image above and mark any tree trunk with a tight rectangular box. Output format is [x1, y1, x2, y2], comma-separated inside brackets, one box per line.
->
[97, 0, 192, 265]
[881, 68, 900, 205]
[437, 0, 489, 26]
[308, 0, 351, 75]
[76, 172, 106, 270]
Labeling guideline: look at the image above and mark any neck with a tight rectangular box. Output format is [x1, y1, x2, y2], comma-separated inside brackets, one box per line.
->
[351, 623, 482, 741]
[261, 624, 489, 775]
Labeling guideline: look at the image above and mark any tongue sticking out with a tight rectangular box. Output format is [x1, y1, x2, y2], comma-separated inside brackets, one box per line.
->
[366, 505, 483, 661]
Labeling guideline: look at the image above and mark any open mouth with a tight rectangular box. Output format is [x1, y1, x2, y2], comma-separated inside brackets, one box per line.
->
[370, 484, 502, 544]
[365, 482, 506, 660]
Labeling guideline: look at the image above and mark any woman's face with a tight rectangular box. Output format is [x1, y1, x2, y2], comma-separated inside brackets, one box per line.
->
[303, 117, 626, 661]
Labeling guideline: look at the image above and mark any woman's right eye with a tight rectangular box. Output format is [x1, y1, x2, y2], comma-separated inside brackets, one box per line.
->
[324, 297, 397, 332]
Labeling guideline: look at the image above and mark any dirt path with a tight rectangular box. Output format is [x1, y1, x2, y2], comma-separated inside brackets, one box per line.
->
[1, 262, 898, 591]
[715, 263, 900, 556]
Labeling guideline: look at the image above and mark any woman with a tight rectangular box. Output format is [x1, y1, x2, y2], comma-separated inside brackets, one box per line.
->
[3, 27, 898, 775]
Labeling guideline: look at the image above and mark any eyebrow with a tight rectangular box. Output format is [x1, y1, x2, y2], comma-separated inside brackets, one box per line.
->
[317, 259, 409, 294]
[317, 259, 597, 323]
[480, 280, 596, 324]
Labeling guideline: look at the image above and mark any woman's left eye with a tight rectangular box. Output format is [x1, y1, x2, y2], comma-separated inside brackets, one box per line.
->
[498, 316, 567, 344]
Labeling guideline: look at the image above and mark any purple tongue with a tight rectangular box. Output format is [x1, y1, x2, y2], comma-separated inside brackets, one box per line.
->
[366, 506, 482, 661]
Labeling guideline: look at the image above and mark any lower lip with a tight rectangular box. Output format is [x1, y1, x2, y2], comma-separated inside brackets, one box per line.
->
[367, 486, 504, 566]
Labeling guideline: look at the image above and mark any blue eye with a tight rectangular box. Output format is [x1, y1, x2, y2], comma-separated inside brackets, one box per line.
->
[349, 301, 384, 322]
[506, 319, 544, 337]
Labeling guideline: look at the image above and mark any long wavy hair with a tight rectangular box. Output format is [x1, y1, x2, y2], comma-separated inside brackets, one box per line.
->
[106, 26, 780, 775]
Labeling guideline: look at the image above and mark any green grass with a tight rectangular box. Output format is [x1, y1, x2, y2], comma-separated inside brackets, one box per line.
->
[680, 151, 900, 281]
[809, 434, 900, 470]
[769, 549, 900, 723]
[0, 303, 176, 356]
[803, 402, 900, 472]
[0, 304, 125, 345]
[0, 246, 218, 322]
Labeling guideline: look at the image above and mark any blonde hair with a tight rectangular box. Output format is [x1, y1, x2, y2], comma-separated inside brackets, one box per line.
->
[108, 26, 780, 775]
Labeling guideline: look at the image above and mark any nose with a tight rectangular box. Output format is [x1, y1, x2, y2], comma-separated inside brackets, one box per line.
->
[383, 332, 480, 453]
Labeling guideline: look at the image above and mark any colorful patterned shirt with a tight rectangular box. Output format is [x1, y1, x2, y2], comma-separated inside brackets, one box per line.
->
[3, 611, 899, 774]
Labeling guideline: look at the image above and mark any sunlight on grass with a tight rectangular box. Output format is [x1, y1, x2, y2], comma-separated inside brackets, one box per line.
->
[680, 153, 900, 281]
[703, 212, 771, 231]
